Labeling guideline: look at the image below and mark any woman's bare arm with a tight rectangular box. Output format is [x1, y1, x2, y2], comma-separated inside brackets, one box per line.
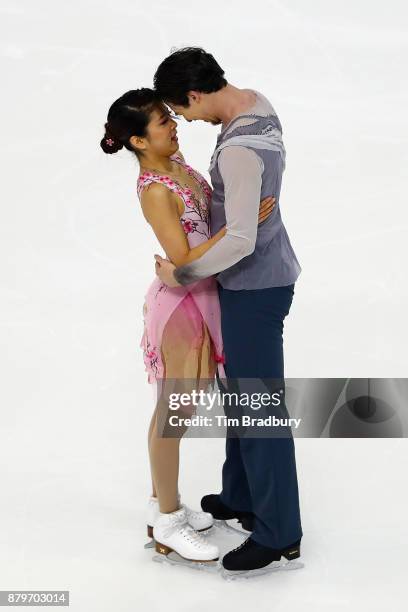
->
[140, 183, 226, 268]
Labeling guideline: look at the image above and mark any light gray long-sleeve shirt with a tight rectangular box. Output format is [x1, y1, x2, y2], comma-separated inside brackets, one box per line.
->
[173, 89, 301, 289]
[174, 144, 264, 285]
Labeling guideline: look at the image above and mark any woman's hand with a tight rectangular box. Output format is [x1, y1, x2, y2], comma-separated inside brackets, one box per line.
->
[258, 196, 276, 224]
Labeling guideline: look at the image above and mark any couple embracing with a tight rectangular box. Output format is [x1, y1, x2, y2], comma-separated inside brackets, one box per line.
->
[101, 47, 303, 576]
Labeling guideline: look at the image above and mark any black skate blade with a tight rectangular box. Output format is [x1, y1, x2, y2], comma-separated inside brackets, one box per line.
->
[221, 559, 304, 581]
[152, 551, 220, 573]
[197, 525, 215, 536]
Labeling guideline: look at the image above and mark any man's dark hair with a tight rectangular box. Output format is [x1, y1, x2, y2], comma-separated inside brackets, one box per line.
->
[154, 47, 227, 107]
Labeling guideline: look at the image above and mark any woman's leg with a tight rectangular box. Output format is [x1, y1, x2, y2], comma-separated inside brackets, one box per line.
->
[147, 321, 216, 503]
[148, 297, 216, 514]
[196, 319, 217, 381]
[148, 411, 158, 498]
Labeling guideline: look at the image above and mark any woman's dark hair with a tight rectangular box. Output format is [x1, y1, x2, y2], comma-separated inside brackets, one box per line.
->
[100, 88, 163, 155]
[153, 47, 227, 107]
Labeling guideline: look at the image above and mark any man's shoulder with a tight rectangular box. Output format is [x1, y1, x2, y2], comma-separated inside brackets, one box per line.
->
[253, 90, 278, 118]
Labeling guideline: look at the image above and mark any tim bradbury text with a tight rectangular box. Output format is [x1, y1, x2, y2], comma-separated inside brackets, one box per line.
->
[168, 390, 284, 410]
[168, 415, 302, 428]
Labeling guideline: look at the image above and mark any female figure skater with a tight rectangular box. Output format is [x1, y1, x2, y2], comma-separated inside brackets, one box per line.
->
[100, 89, 275, 562]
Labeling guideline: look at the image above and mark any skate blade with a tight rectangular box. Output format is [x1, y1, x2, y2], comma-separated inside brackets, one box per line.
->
[198, 524, 214, 532]
[221, 559, 304, 581]
[144, 538, 155, 550]
[152, 552, 220, 573]
[214, 519, 249, 536]
[197, 525, 215, 536]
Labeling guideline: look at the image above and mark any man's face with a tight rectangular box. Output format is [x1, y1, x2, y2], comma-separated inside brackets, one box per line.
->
[167, 94, 222, 125]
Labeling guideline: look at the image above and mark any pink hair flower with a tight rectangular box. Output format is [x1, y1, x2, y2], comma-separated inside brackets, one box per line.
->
[106, 138, 114, 146]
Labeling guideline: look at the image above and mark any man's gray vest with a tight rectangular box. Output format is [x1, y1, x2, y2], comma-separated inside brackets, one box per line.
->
[209, 113, 301, 290]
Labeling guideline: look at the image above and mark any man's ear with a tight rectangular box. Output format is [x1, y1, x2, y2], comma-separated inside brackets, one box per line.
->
[187, 90, 202, 104]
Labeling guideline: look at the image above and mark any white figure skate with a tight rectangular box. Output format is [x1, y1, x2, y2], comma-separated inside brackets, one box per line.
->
[152, 506, 219, 570]
[145, 496, 213, 549]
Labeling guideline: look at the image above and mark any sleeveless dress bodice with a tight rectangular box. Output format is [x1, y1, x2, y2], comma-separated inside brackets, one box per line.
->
[137, 154, 225, 383]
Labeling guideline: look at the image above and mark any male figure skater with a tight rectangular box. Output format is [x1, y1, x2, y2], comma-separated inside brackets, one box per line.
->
[153, 47, 303, 573]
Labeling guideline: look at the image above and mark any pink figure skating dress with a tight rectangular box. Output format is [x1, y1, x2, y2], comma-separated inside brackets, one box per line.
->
[137, 154, 226, 384]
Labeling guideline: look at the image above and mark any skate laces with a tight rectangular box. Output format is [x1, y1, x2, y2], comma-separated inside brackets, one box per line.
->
[179, 524, 208, 549]
[231, 537, 250, 553]
[182, 504, 206, 520]
[162, 511, 188, 538]
[163, 517, 208, 550]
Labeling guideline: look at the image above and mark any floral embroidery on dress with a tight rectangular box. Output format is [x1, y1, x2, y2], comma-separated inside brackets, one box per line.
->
[137, 154, 212, 241]
[137, 154, 226, 384]
[154, 282, 168, 299]
[143, 337, 160, 379]
[141, 303, 160, 381]
[181, 218, 199, 234]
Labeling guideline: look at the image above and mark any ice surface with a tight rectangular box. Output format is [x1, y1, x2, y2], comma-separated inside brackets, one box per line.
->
[1, 0, 408, 610]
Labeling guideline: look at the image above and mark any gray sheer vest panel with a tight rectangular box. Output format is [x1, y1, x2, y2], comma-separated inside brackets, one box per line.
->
[209, 114, 301, 289]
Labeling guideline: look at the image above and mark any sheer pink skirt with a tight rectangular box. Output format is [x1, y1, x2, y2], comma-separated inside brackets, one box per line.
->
[145, 293, 219, 432]
[159, 293, 217, 380]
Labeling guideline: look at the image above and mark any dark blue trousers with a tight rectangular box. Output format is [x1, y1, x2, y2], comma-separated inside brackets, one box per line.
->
[217, 283, 303, 549]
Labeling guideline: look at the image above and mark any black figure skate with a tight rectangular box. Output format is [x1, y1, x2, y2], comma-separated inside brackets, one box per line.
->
[201, 494, 254, 535]
[221, 536, 304, 580]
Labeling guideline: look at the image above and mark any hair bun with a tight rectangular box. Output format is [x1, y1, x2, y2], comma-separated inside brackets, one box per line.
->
[100, 132, 123, 154]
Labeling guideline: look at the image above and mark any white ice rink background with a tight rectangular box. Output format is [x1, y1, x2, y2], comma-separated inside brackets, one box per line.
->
[1, 0, 407, 610]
